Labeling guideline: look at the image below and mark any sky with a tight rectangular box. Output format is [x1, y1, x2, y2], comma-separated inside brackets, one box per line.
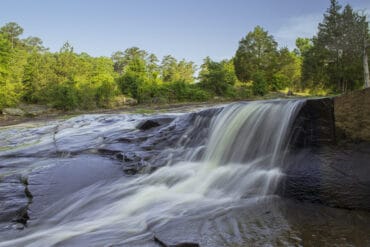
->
[1, 0, 370, 67]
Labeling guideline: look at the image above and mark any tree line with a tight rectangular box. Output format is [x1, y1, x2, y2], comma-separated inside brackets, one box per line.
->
[0, 0, 369, 111]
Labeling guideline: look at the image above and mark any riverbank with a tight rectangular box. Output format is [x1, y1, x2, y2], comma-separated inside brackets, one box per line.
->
[0, 101, 234, 127]
[0, 91, 303, 127]
[1, 95, 369, 246]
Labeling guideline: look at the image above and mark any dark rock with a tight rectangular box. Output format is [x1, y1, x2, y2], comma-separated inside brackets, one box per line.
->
[27, 155, 123, 220]
[152, 217, 203, 247]
[122, 160, 155, 175]
[115, 151, 141, 162]
[154, 236, 199, 247]
[280, 143, 370, 211]
[280, 94, 370, 211]
[0, 175, 29, 225]
[137, 119, 160, 130]
[290, 98, 335, 148]
[137, 117, 174, 131]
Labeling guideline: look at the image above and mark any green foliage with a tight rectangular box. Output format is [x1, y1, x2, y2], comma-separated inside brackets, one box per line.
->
[51, 84, 78, 110]
[1, 9, 368, 112]
[0, 34, 11, 81]
[114, 48, 199, 104]
[117, 71, 144, 101]
[0, 33, 26, 109]
[295, 38, 312, 56]
[199, 57, 238, 96]
[234, 26, 279, 83]
[161, 55, 195, 83]
[251, 71, 268, 96]
[233, 26, 303, 95]
[301, 1, 370, 93]
[272, 48, 302, 91]
[0, 22, 23, 49]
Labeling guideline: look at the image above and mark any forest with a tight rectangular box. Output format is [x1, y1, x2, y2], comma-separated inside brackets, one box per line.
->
[0, 0, 369, 111]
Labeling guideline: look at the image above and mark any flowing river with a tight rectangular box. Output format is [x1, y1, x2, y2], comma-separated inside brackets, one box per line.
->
[0, 100, 370, 246]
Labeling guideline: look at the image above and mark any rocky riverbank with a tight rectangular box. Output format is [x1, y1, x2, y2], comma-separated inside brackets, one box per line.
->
[0, 92, 369, 246]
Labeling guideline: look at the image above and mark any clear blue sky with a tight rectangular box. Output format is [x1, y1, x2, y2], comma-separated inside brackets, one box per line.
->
[1, 0, 369, 67]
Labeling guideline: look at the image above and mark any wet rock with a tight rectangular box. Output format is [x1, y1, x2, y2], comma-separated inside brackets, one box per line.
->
[123, 160, 155, 175]
[116, 151, 141, 162]
[280, 143, 370, 211]
[137, 117, 174, 131]
[154, 236, 199, 247]
[0, 175, 29, 224]
[27, 155, 123, 220]
[290, 98, 335, 148]
[152, 217, 203, 247]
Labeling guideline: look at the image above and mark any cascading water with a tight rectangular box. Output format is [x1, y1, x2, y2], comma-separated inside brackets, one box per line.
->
[0, 100, 329, 246]
[198, 100, 304, 196]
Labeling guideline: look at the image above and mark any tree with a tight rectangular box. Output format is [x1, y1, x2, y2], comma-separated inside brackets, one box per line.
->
[234, 26, 279, 83]
[0, 34, 13, 109]
[295, 38, 312, 56]
[0, 34, 11, 80]
[23, 36, 46, 52]
[147, 53, 160, 80]
[161, 55, 178, 82]
[301, 1, 370, 92]
[272, 48, 302, 91]
[116, 53, 147, 102]
[0, 22, 24, 49]
[111, 51, 125, 74]
[161, 55, 195, 83]
[319, 2, 368, 91]
[199, 57, 238, 96]
[359, 12, 370, 88]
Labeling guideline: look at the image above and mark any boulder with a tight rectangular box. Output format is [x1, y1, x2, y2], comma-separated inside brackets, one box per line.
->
[124, 97, 138, 106]
[2, 108, 25, 116]
[137, 119, 161, 130]
[137, 117, 174, 131]
[19, 104, 49, 116]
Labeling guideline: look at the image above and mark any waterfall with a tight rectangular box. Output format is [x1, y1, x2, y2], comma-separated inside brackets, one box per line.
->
[0, 100, 305, 246]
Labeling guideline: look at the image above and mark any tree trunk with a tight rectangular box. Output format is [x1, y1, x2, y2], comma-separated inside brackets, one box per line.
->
[364, 49, 370, 88]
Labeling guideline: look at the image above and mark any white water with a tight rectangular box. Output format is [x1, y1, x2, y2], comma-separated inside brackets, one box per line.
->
[0, 100, 304, 246]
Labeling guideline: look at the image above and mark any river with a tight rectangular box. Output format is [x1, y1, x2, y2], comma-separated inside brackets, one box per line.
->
[0, 99, 369, 246]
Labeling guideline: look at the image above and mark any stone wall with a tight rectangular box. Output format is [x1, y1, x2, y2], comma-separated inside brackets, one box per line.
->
[334, 88, 370, 142]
